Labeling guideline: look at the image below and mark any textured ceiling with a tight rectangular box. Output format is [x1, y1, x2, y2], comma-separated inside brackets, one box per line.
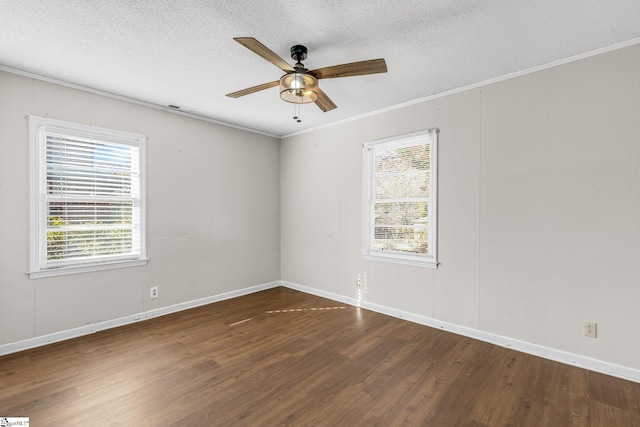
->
[1, 0, 640, 137]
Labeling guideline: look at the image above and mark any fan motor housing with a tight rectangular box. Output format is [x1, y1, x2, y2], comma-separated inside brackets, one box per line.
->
[290, 45, 308, 63]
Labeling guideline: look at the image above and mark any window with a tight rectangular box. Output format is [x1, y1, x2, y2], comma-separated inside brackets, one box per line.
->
[363, 129, 438, 267]
[29, 116, 147, 278]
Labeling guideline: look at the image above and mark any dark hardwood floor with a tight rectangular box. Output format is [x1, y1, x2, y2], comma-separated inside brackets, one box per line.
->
[1, 287, 639, 426]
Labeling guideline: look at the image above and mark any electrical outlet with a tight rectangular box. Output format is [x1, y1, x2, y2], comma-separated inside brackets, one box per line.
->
[150, 286, 159, 299]
[584, 321, 597, 338]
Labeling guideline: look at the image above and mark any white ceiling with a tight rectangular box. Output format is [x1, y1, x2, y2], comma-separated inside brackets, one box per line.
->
[1, 1, 640, 137]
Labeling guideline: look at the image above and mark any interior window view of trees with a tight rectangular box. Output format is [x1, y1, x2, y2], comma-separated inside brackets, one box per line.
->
[29, 115, 146, 278]
[45, 135, 139, 263]
[366, 129, 437, 264]
[373, 142, 431, 254]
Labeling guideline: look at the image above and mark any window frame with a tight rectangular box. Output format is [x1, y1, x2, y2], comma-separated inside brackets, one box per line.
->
[29, 116, 147, 279]
[362, 129, 438, 268]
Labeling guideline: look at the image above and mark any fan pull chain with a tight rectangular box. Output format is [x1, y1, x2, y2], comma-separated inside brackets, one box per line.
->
[293, 103, 302, 122]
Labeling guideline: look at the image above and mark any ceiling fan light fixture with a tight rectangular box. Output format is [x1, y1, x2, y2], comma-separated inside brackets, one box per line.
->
[279, 73, 318, 104]
[228, 38, 387, 113]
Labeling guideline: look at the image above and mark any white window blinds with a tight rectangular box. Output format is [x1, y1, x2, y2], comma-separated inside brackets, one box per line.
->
[363, 129, 438, 267]
[30, 116, 147, 278]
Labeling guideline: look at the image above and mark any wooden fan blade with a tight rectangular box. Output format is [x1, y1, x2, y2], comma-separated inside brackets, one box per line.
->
[311, 58, 387, 79]
[226, 80, 279, 98]
[314, 88, 337, 112]
[234, 37, 295, 73]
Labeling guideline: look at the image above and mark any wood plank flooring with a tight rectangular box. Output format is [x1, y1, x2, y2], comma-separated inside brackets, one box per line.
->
[1, 287, 639, 426]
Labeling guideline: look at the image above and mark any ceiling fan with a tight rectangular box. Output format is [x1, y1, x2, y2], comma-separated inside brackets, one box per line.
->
[226, 37, 387, 113]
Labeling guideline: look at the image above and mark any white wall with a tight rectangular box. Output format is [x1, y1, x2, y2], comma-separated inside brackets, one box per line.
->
[0, 71, 281, 346]
[281, 44, 640, 371]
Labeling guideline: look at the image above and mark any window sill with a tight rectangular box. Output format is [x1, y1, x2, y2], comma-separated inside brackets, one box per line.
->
[362, 253, 438, 268]
[28, 258, 148, 279]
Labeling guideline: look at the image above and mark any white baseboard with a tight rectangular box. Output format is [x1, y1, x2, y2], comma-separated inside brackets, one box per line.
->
[0, 281, 281, 356]
[281, 281, 640, 384]
[4, 279, 638, 384]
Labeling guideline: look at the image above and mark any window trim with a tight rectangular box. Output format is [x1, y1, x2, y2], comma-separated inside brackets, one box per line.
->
[28, 116, 148, 279]
[362, 129, 438, 268]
